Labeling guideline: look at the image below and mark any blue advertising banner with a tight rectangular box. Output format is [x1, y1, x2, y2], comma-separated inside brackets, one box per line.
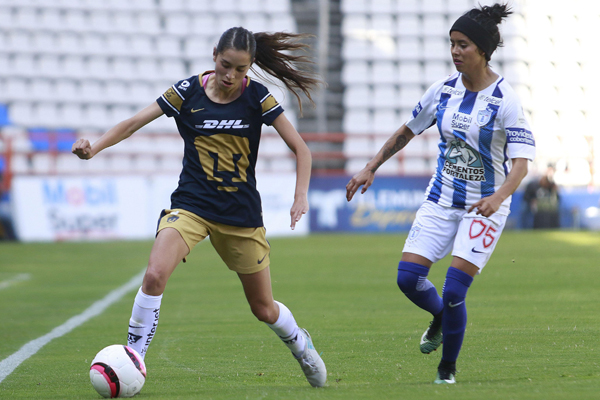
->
[309, 176, 430, 232]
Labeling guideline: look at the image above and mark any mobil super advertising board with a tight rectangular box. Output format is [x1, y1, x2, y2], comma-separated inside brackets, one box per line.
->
[309, 176, 430, 232]
[11, 176, 151, 241]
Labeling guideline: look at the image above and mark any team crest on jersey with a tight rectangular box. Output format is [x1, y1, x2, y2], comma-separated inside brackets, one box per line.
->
[442, 139, 486, 181]
[476, 106, 493, 126]
[407, 223, 422, 242]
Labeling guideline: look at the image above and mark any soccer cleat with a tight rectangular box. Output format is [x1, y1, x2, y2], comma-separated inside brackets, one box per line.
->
[295, 328, 327, 387]
[420, 319, 443, 354]
[434, 368, 456, 384]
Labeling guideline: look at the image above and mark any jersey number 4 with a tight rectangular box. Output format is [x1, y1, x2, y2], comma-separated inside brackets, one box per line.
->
[195, 134, 251, 192]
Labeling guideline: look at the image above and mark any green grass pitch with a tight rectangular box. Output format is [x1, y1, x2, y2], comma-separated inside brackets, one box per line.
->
[1, 231, 599, 399]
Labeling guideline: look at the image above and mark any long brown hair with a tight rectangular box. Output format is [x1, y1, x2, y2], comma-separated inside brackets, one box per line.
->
[215, 27, 322, 115]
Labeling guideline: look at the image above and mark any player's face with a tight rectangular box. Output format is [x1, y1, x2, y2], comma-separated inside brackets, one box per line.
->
[450, 31, 487, 74]
[213, 48, 253, 93]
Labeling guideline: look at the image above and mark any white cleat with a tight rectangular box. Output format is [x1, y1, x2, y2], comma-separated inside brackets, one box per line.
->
[295, 328, 327, 387]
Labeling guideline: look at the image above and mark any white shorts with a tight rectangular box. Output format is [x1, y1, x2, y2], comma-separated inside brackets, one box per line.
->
[402, 201, 507, 273]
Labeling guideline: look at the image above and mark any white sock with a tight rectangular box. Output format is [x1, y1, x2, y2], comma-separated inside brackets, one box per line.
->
[266, 301, 306, 357]
[127, 287, 163, 359]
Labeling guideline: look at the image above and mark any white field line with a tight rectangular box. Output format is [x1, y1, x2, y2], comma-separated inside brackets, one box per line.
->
[0, 274, 31, 291]
[0, 269, 145, 384]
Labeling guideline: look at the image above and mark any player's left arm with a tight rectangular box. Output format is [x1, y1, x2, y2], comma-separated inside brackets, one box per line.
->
[272, 112, 312, 230]
[468, 157, 528, 217]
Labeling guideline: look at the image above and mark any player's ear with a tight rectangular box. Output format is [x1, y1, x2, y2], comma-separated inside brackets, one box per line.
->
[213, 47, 217, 62]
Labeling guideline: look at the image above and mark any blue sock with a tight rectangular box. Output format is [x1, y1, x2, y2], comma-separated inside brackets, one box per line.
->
[397, 261, 443, 316]
[441, 267, 474, 363]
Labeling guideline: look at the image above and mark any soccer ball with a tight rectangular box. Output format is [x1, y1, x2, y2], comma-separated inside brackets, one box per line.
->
[89, 345, 146, 398]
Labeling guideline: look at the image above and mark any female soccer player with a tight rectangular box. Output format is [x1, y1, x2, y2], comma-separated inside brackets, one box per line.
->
[346, 3, 535, 384]
[73, 27, 326, 387]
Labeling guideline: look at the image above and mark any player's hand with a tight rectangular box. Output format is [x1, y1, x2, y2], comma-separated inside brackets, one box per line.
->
[290, 195, 309, 230]
[72, 138, 94, 160]
[346, 167, 375, 202]
[468, 195, 502, 217]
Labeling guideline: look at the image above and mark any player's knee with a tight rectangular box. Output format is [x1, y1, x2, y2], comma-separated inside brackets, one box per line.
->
[250, 302, 278, 324]
[142, 269, 167, 295]
[397, 267, 419, 294]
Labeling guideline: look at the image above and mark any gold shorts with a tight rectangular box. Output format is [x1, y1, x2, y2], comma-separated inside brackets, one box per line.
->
[156, 209, 270, 274]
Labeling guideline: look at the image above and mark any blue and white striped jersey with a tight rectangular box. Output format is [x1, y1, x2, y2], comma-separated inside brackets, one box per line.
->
[406, 71, 535, 215]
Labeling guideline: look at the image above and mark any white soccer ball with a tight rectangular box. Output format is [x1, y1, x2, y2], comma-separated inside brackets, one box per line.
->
[89, 345, 146, 398]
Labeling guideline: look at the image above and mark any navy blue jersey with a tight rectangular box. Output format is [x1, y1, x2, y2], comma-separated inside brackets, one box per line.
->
[156, 71, 284, 227]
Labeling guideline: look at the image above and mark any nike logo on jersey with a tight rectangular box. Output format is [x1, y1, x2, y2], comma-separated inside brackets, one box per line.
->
[471, 247, 485, 254]
[448, 301, 465, 308]
[258, 253, 268, 264]
[191, 108, 204, 113]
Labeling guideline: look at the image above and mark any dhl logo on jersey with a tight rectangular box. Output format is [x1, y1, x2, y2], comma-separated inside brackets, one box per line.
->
[195, 120, 250, 130]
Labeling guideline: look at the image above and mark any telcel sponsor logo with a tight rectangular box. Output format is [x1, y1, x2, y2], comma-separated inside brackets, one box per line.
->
[43, 180, 117, 206]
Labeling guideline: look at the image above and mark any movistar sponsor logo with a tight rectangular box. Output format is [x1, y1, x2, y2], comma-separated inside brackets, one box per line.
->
[195, 120, 249, 129]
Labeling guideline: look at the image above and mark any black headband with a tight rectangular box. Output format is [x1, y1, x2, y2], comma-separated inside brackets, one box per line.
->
[450, 15, 497, 60]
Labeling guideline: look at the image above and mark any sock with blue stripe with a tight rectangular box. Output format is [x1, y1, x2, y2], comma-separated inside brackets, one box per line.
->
[441, 267, 474, 363]
[397, 261, 443, 316]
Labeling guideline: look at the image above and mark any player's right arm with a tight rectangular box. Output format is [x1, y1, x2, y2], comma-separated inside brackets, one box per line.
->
[72, 102, 164, 160]
[346, 124, 415, 201]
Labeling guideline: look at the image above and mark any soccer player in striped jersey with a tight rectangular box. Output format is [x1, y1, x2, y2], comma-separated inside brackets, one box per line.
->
[346, 3, 535, 384]
[73, 27, 327, 388]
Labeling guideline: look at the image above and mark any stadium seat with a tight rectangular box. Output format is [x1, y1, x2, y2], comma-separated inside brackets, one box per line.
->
[398, 61, 423, 85]
[61, 56, 86, 79]
[111, 59, 136, 80]
[345, 157, 371, 174]
[190, 13, 218, 36]
[402, 157, 431, 176]
[341, 0, 368, 14]
[342, 38, 370, 61]
[343, 109, 372, 135]
[242, 13, 269, 33]
[37, 55, 61, 79]
[264, 0, 291, 13]
[342, 14, 368, 37]
[372, 85, 398, 108]
[5, 79, 29, 101]
[422, 37, 447, 61]
[371, 61, 397, 84]
[398, 85, 423, 109]
[164, 14, 190, 36]
[113, 12, 138, 34]
[371, 14, 395, 34]
[395, 14, 421, 37]
[423, 60, 450, 83]
[502, 61, 530, 86]
[422, 14, 448, 37]
[341, 60, 370, 85]
[420, 0, 447, 13]
[55, 79, 78, 102]
[130, 35, 154, 57]
[395, 0, 419, 13]
[396, 37, 422, 60]
[159, 0, 186, 12]
[11, 54, 36, 78]
[8, 103, 35, 128]
[343, 85, 372, 108]
[267, 14, 296, 32]
[156, 36, 182, 57]
[343, 137, 373, 157]
[373, 109, 400, 134]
